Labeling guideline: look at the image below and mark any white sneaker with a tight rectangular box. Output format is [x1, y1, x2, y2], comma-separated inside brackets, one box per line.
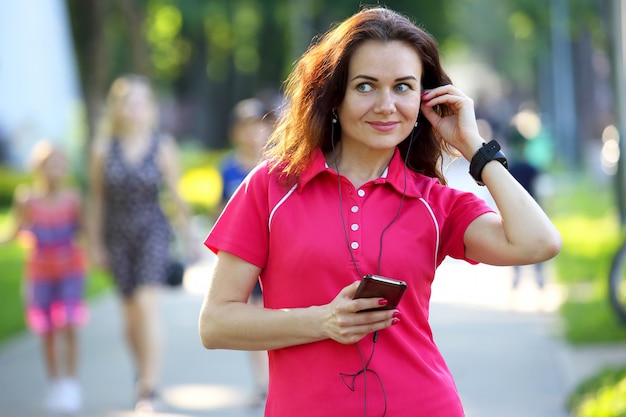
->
[57, 378, 82, 415]
[44, 380, 62, 415]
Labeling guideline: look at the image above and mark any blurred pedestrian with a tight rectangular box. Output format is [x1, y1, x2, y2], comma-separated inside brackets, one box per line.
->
[199, 6, 561, 417]
[508, 133, 546, 289]
[87, 74, 192, 412]
[219, 98, 274, 211]
[0, 141, 87, 415]
[217, 97, 274, 406]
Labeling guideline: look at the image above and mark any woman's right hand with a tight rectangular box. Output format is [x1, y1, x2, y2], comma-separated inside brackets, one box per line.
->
[321, 281, 400, 345]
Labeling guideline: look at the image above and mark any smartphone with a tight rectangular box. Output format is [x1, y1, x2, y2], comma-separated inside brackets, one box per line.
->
[353, 274, 407, 312]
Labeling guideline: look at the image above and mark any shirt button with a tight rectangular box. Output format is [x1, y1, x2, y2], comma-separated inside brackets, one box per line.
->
[351, 206, 359, 213]
[351, 242, 359, 250]
[351, 224, 359, 231]
[357, 189, 365, 197]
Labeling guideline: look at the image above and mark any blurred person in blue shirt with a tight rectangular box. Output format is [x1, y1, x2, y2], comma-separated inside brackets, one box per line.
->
[217, 96, 274, 406]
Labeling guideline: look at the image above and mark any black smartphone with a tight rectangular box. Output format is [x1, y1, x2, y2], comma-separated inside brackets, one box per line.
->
[353, 274, 407, 312]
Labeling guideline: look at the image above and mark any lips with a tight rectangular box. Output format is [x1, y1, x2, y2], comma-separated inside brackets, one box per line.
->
[368, 121, 399, 132]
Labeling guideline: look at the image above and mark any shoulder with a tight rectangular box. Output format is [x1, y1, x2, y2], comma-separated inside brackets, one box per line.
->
[234, 161, 293, 203]
[219, 152, 239, 171]
[406, 170, 445, 198]
[244, 160, 272, 187]
[156, 133, 180, 164]
[90, 136, 113, 167]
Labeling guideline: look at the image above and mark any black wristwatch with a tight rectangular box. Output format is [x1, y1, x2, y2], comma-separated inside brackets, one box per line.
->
[469, 140, 508, 186]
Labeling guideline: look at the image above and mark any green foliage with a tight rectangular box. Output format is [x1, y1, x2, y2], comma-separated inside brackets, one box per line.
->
[553, 214, 619, 284]
[561, 296, 626, 345]
[551, 176, 626, 344]
[0, 165, 30, 207]
[0, 243, 27, 345]
[552, 177, 620, 285]
[551, 175, 626, 416]
[567, 366, 626, 417]
[146, 1, 189, 80]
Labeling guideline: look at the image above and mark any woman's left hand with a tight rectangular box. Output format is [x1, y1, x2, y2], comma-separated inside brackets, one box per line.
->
[420, 85, 484, 160]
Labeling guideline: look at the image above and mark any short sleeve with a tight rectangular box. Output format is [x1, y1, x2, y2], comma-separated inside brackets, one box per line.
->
[433, 187, 494, 265]
[204, 163, 271, 268]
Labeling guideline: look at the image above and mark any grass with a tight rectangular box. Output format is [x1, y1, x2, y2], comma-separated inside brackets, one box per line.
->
[567, 366, 626, 417]
[0, 242, 28, 343]
[550, 175, 626, 344]
[550, 174, 626, 417]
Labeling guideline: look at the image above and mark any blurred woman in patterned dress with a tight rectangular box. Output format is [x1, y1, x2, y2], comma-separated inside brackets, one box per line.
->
[88, 74, 192, 412]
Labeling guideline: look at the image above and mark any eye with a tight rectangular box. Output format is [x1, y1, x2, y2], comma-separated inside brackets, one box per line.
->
[395, 83, 410, 92]
[357, 83, 373, 92]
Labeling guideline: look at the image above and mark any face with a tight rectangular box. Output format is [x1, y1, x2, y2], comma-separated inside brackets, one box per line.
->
[118, 82, 156, 130]
[233, 119, 272, 153]
[337, 40, 422, 154]
[41, 151, 67, 184]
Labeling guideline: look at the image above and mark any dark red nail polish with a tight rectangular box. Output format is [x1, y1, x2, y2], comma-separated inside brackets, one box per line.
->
[378, 299, 388, 306]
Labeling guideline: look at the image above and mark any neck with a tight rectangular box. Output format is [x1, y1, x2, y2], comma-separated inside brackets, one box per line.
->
[327, 144, 394, 188]
[117, 123, 152, 141]
[36, 180, 61, 197]
[235, 147, 261, 169]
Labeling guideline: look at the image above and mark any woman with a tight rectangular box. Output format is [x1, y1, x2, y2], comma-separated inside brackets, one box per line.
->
[88, 74, 191, 412]
[199, 7, 561, 417]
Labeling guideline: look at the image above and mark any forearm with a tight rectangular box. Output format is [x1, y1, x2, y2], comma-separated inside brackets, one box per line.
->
[198, 299, 328, 351]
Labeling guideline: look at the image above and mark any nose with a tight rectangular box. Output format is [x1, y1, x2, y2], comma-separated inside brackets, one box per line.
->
[374, 89, 396, 115]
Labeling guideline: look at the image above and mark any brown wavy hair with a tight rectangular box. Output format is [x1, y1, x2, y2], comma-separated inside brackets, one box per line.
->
[265, 6, 453, 184]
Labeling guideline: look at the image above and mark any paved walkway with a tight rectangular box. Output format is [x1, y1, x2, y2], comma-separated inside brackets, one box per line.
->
[2, 255, 626, 417]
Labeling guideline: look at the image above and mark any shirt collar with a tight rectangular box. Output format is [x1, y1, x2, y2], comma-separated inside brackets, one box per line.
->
[297, 147, 427, 198]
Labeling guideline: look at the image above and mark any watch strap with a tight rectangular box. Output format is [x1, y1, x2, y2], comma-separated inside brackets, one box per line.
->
[469, 140, 508, 186]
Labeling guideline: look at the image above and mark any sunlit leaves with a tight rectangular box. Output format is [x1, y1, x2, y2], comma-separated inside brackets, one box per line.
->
[508, 11, 534, 40]
[203, 2, 262, 81]
[233, 4, 261, 74]
[145, 0, 191, 80]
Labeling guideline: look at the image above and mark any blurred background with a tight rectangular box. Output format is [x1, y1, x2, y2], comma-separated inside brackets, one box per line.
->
[1, 0, 626, 416]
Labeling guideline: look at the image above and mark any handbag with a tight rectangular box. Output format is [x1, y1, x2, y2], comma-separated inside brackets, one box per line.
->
[166, 259, 185, 287]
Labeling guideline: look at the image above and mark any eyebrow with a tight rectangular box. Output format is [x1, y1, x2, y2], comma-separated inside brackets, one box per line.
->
[350, 75, 419, 82]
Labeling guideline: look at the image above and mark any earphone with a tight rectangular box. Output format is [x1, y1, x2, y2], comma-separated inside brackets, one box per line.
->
[330, 110, 417, 417]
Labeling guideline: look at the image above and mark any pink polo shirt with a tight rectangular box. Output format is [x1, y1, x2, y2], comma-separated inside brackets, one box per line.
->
[205, 148, 493, 417]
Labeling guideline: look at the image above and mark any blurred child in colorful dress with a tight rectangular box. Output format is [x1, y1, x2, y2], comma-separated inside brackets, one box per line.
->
[0, 141, 88, 415]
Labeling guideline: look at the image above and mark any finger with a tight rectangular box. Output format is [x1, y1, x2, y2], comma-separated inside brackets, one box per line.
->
[340, 280, 361, 297]
[353, 313, 401, 336]
[423, 92, 469, 110]
[423, 84, 465, 99]
[420, 102, 441, 126]
[352, 297, 390, 313]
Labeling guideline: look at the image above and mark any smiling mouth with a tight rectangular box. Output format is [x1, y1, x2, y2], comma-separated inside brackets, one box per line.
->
[369, 121, 399, 131]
